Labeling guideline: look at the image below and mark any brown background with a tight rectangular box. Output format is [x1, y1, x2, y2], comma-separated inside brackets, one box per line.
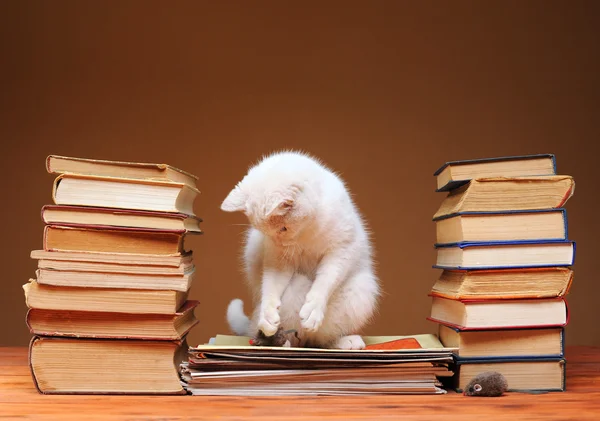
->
[1, 2, 599, 347]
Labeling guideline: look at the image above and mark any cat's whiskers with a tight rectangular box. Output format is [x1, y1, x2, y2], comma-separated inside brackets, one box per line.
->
[279, 244, 290, 262]
[279, 242, 301, 264]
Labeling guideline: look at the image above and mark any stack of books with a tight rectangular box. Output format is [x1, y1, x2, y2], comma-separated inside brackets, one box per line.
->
[427, 154, 576, 393]
[181, 334, 455, 396]
[23, 155, 202, 395]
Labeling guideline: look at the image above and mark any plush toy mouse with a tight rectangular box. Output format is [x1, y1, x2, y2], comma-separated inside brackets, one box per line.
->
[249, 328, 297, 347]
[463, 371, 508, 397]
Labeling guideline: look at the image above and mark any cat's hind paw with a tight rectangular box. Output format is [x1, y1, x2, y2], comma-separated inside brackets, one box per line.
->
[335, 335, 366, 350]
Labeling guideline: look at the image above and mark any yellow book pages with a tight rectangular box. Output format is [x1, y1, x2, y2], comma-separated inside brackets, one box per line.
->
[30, 336, 186, 394]
[51, 174, 199, 216]
[23, 279, 187, 314]
[43, 225, 185, 255]
[433, 176, 575, 219]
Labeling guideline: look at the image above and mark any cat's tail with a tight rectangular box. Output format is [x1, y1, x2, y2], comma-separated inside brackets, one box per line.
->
[226, 298, 250, 336]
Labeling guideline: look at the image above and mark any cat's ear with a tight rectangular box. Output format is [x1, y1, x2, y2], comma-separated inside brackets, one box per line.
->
[221, 186, 247, 212]
[266, 199, 294, 216]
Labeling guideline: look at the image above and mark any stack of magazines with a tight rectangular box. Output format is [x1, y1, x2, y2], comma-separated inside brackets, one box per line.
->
[181, 334, 455, 396]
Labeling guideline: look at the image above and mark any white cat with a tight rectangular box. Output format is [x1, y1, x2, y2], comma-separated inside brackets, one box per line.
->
[221, 151, 380, 350]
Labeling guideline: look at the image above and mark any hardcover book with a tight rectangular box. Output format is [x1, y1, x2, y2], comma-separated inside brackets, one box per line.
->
[428, 295, 569, 330]
[29, 336, 188, 394]
[434, 209, 568, 245]
[455, 357, 566, 392]
[46, 155, 198, 189]
[433, 176, 574, 219]
[35, 267, 195, 292]
[26, 301, 199, 340]
[434, 154, 557, 192]
[52, 174, 199, 216]
[430, 267, 573, 300]
[43, 225, 193, 256]
[434, 239, 576, 270]
[41, 205, 202, 233]
[23, 279, 188, 315]
[438, 325, 564, 359]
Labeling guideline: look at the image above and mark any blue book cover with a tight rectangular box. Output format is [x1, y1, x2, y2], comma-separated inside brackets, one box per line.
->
[434, 154, 557, 192]
[434, 239, 576, 270]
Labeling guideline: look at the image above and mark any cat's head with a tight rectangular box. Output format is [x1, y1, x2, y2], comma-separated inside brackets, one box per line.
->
[221, 176, 316, 243]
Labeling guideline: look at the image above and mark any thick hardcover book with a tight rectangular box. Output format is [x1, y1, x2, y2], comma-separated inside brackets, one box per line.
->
[434, 154, 557, 192]
[23, 279, 189, 315]
[428, 295, 569, 330]
[438, 324, 565, 359]
[430, 267, 573, 300]
[52, 174, 199, 216]
[433, 176, 574, 219]
[26, 300, 199, 340]
[433, 209, 568, 245]
[454, 356, 566, 393]
[434, 239, 576, 270]
[29, 336, 188, 395]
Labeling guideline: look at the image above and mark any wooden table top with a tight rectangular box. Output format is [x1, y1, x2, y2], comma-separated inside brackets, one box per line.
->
[2, 346, 599, 420]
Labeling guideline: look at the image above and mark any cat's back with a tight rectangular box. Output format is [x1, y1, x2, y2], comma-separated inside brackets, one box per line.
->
[248, 151, 327, 179]
[264, 151, 347, 191]
[242, 227, 266, 287]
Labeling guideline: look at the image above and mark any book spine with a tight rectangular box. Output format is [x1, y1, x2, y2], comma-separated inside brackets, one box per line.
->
[42, 225, 50, 251]
[45, 155, 53, 174]
[28, 336, 44, 394]
[51, 175, 63, 204]
[25, 309, 33, 334]
[562, 358, 567, 392]
[40, 206, 49, 225]
[557, 180, 575, 208]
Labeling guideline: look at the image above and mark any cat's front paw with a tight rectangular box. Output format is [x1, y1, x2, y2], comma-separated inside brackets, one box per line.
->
[299, 294, 326, 332]
[258, 305, 280, 336]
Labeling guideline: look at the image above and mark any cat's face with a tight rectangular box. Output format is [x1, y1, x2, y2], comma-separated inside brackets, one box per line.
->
[221, 181, 315, 244]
